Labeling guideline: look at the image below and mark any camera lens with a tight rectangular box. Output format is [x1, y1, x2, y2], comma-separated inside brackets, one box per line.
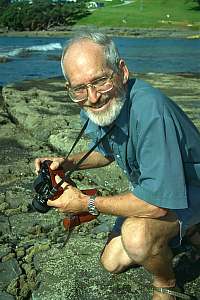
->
[32, 195, 50, 213]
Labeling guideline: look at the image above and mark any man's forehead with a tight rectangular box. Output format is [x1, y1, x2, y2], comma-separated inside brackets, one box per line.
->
[63, 40, 108, 82]
[65, 40, 104, 62]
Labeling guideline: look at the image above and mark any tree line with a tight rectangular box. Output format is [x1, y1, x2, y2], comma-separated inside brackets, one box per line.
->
[0, 0, 90, 31]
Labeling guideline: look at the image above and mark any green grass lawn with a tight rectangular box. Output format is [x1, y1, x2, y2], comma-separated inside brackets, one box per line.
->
[77, 0, 200, 29]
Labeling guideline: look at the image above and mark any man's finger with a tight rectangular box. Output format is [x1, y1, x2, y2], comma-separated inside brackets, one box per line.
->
[47, 199, 57, 207]
[34, 158, 42, 174]
[50, 160, 60, 170]
[55, 175, 69, 189]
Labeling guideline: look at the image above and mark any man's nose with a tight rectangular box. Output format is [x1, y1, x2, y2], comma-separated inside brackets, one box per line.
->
[87, 86, 101, 103]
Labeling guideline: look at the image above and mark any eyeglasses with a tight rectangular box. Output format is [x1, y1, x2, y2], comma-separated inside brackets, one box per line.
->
[65, 71, 115, 103]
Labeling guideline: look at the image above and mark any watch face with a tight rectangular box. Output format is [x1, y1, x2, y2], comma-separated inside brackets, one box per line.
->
[89, 206, 99, 216]
[91, 210, 99, 216]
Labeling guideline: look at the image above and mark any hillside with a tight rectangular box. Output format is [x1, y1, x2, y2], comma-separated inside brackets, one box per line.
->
[77, 0, 200, 30]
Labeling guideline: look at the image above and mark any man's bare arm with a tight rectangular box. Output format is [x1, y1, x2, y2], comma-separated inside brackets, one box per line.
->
[86, 192, 167, 219]
[48, 183, 167, 219]
[65, 151, 114, 171]
[35, 151, 114, 173]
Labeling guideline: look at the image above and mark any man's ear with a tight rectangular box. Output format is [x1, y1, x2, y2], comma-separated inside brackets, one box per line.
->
[119, 59, 129, 84]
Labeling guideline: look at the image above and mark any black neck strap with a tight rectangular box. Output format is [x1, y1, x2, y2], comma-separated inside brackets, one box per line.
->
[50, 119, 115, 195]
[65, 118, 89, 159]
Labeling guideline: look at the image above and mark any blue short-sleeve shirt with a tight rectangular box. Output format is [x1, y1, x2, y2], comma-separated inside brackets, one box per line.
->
[80, 79, 200, 210]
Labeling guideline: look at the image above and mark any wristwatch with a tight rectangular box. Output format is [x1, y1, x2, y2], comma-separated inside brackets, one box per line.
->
[88, 195, 99, 216]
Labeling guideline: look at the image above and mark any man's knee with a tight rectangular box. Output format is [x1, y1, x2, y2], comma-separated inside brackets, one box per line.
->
[121, 217, 166, 262]
[100, 252, 119, 274]
[100, 242, 122, 273]
[122, 217, 152, 262]
[100, 236, 132, 274]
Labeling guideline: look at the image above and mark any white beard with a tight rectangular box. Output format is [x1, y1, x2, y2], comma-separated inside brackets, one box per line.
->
[84, 93, 126, 127]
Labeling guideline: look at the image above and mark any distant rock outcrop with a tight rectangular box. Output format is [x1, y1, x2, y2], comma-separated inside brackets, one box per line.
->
[0, 56, 12, 63]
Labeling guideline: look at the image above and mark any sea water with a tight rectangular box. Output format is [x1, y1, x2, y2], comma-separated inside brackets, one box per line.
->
[0, 36, 199, 86]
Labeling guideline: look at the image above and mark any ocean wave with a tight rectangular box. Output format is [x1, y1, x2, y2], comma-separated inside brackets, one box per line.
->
[0, 42, 62, 58]
[28, 42, 62, 51]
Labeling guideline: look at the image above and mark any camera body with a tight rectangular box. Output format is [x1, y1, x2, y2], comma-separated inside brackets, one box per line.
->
[32, 160, 66, 213]
[32, 160, 98, 229]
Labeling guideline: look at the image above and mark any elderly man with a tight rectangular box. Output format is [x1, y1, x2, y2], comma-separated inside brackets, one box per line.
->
[35, 32, 200, 300]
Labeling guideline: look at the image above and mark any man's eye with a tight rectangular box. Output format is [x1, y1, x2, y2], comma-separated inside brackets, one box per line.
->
[73, 87, 85, 93]
[93, 77, 107, 86]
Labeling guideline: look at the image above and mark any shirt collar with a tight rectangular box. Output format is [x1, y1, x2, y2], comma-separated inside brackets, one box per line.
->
[110, 78, 136, 135]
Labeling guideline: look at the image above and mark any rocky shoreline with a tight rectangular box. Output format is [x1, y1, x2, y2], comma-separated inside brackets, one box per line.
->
[0, 26, 200, 39]
[0, 73, 200, 299]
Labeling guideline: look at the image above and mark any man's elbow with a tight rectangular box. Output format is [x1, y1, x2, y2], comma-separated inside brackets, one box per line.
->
[152, 206, 168, 218]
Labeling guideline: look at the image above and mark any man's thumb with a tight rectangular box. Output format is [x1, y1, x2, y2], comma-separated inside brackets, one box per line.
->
[50, 160, 60, 170]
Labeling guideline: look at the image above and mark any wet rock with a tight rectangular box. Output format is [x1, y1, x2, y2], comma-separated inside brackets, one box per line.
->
[92, 222, 111, 234]
[0, 244, 11, 260]
[2, 78, 81, 142]
[25, 242, 51, 263]
[0, 201, 9, 212]
[47, 54, 61, 61]
[0, 215, 10, 235]
[16, 247, 25, 259]
[32, 236, 152, 300]
[48, 128, 90, 154]
[0, 291, 15, 300]
[9, 210, 61, 237]
[18, 275, 31, 298]
[0, 258, 22, 289]
[0, 56, 11, 63]
[1, 252, 16, 262]
[6, 278, 18, 297]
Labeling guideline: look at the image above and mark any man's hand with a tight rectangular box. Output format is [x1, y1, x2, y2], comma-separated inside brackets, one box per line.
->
[34, 151, 113, 175]
[47, 175, 89, 213]
[34, 157, 75, 174]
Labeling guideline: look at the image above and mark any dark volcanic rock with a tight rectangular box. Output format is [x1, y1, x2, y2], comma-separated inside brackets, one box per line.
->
[0, 291, 15, 300]
[0, 56, 12, 63]
[0, 259, 22, 289]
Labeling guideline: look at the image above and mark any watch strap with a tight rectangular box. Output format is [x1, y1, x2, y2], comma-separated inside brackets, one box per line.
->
[88, 195, 99, 216]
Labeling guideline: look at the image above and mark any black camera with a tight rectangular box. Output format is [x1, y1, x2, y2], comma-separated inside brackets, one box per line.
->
[32, 160, 98, 229]
[32, 160, 65, 213]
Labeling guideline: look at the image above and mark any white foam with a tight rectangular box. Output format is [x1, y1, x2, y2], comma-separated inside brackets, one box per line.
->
[1, 42, 62, 57]
[28, 43, 62, 51]
[7, 48, 24, 57]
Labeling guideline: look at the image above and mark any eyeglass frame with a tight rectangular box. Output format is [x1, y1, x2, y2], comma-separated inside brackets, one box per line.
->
[65, 71, 115, 103]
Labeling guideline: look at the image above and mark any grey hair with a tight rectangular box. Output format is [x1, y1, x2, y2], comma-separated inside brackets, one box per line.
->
[61, 31, 121, 80]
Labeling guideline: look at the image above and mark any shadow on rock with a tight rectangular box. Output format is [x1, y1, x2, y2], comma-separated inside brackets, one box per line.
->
[0, 138, 29, 162]
[10, 77, 65, 92]
[174, 254, 200, 284]
[172, 244, 200, 299]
